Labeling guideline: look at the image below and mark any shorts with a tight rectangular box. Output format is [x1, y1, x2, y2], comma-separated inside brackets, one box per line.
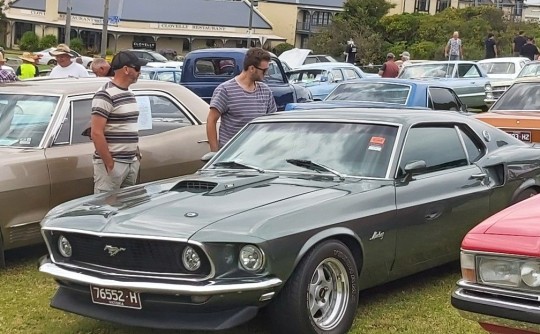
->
[93, 159, 140, 194]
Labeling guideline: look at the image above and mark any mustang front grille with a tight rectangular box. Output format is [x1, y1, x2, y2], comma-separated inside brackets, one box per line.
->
[48, 231, 211, 277]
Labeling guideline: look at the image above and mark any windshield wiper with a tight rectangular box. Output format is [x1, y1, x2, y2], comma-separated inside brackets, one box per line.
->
[212, 161, 265, 173]
[286, 159, 345, 181]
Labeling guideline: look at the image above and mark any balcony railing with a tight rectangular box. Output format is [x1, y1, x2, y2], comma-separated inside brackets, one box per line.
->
[296, 21, 331, 34]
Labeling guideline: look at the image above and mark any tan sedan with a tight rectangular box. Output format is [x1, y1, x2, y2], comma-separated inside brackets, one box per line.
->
[0, 78, 210, 266]
[476, 77, 540, 143]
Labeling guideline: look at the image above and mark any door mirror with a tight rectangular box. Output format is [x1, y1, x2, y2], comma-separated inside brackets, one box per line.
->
[401, 160, 427, 182]
[460, 104, 468, 113]
[201, 151, 216, 162]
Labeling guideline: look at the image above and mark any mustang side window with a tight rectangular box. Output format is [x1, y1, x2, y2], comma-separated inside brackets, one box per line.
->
[399, 126, 468, 176]
[458, 127, 484, 163]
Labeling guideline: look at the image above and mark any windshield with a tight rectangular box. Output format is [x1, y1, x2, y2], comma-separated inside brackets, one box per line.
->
[0, 95, 59, 147]
[139, 70, 153, 79]
[288, 69, 327, 84]
[325, 83, 410, 105]
[518, 63, 540, 78]
[399, 64, 455, 79]
[479, 62, 515, 75]
[491, 83, 540, 111]
[149, 51, 168, 62]
[210, 122, 398, 178]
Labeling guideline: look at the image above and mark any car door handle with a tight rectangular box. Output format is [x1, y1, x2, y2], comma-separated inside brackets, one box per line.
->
[197, 139, 209, 143]
[470, 173, 487, 180]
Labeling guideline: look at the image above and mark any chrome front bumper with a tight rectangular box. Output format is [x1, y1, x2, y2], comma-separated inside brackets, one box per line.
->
[452, 279, 540, 333]
[39, 257, 282, 296]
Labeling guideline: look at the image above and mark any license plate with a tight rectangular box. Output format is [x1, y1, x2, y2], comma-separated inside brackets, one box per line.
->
[90, 285, 142, 309]
[507, 131, 531, 143]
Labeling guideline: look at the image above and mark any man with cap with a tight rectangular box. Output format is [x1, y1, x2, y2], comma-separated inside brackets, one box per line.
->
[378, 53, 400, 78]
[90, 50, 148, 193]
[16, 52, 39, 79]
[400, 51, 412, 68]
[49, 44, 89, 78]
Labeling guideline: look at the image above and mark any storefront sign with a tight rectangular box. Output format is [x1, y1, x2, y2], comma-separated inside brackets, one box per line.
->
[154, 23, 235, 32]
[132, 42, 156, 50]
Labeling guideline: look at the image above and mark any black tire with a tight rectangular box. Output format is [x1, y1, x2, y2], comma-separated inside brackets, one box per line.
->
[87, 61, 92, 69]
[0, 232, 5, 269]
[514, 188, 538, 204]
[268, 240, 358, 334]
[47, 59, 57, 66]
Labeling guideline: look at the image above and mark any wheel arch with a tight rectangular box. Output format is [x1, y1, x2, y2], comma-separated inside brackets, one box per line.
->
[511, 179, 540, 204]
[294, 227, 364, 275]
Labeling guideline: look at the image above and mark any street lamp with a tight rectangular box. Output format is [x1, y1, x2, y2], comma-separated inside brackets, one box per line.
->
[64, 0, 72, 45]
[246, 0, 254, 47]
[100, 0, 109, 58]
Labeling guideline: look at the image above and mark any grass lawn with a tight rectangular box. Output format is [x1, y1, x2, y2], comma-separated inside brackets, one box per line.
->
[0, 246, 486, 334]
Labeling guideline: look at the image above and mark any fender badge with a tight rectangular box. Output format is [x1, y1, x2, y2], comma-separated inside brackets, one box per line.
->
[185, 212, 198, 218]
[369, 231, 385, 241]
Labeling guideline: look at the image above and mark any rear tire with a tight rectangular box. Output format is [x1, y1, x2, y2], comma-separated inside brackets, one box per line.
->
[268, 240, 358, 334]
[0, 232, 5, 269]
[514, 188, 538, 204]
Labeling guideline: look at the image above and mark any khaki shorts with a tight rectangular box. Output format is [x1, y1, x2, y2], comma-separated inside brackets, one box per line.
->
[93, 159, 140, 194]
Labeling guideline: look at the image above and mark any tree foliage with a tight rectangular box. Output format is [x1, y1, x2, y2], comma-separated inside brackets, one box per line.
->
[39, 34, 57, 50]
[311, 1, 540, 64]
[273, 42, 294, 56]
[19, 31, 39, 51]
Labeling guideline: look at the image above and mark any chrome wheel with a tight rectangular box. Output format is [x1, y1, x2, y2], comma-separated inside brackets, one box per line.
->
[308, 257, 350, 331]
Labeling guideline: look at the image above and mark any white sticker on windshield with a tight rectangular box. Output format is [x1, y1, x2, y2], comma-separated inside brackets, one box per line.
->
[19, 137, 32, 145]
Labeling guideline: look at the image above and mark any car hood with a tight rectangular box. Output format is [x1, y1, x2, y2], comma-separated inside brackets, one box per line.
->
[42, 173, 353, 240]
[279, 48, 312, 69]
[461, 196, 540, 256]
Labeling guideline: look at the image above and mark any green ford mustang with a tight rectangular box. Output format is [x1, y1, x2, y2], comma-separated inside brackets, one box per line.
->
[40, 108, 540, 333]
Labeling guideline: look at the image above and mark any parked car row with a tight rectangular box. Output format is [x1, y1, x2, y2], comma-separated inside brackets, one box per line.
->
[3, 48, 540, 334]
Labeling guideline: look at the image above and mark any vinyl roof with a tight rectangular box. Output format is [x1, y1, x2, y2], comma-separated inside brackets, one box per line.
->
[11, 0, 272, 29]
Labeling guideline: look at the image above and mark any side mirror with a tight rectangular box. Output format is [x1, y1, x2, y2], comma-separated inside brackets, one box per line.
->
[401, 160, 427, 182]
[201, 151, 216, 162]
[460, 104, 468, 113]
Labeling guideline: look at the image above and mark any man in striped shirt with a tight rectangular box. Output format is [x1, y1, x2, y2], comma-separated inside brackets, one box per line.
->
[91, 51, 148, 193]
[206, 48, 277, 151]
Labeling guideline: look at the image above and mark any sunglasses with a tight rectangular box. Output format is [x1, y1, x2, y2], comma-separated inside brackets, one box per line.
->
[254, 65, 269, 74]
[125, 64, 141, 72]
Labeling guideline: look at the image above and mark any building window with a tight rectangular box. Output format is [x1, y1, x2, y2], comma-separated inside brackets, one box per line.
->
[436, 0, 451, 12]
[183, 39, 190, 52]
[415, 0, 430, 12]
[310, 11, 331, 26]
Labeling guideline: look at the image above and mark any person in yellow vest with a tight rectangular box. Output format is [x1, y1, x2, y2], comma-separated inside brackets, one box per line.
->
[16, 52, 39, 79]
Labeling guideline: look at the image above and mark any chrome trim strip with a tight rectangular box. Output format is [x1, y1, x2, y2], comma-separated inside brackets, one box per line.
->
[39, 262, 283, 295]
[11, 220, 41, 228]
[42, 228, 216, 281]
[457, 279, 540, 301]
[454, 287, 540, 313]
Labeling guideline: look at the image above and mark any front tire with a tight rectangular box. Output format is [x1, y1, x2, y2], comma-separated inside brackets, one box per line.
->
[268, 240, 358, 334]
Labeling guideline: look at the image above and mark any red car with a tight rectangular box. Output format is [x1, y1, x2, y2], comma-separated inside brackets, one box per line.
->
[452, 194, 540, 334]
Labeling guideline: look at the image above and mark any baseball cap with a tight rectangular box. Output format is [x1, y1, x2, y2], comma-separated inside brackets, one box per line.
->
[110, 51, 148, 71]
[400, 51, 410, 57]
[386, 53, 395, 58]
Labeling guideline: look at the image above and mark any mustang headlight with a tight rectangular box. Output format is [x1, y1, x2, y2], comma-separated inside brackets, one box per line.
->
[57, 235, 72, 258]
[182, 246, 201, 271]
[521, 262, 540, 287]
[478, 256, 522, 287]
[239, 245, 264, 271]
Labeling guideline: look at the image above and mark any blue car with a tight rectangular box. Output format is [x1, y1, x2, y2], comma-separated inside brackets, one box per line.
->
[285, 78, 468, 112]
[287, 63, 375, 101]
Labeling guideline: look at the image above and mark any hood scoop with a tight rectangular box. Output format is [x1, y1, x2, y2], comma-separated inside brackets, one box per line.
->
[170, 175, 278, 195]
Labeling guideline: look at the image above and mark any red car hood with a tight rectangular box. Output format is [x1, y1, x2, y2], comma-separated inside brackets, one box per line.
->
[462, 196, 540, 256]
